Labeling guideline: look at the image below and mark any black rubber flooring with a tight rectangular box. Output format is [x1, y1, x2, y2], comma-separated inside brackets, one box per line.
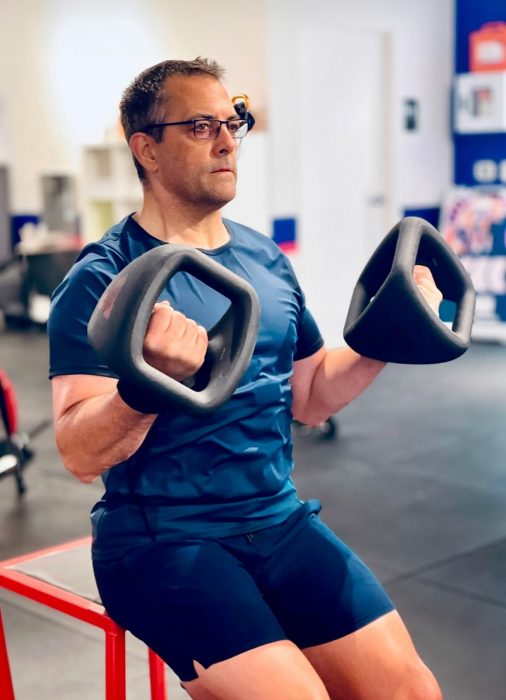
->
[1, 327, 505, 699]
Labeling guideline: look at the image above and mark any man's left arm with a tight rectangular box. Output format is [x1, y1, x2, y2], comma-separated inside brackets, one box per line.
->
[291, 346, 385, 426]
[291, 265, 442, 426]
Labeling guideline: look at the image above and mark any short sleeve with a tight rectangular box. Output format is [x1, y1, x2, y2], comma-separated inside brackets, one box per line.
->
[278, 253, 324, 362]
[48, 254, 120, 379]
[293, 294, 324, 361]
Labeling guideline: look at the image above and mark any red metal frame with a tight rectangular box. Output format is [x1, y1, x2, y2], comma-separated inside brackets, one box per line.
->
[0, 369, 18, 436]
[0, 608, 15, 700]
[0, 537, 167, 700]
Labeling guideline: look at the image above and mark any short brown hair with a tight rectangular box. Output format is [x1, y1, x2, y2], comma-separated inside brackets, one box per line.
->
[120, 57, 225, 182]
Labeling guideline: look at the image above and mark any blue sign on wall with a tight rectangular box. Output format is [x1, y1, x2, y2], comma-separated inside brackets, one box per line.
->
[454, 1, 506, 185]
[453, 1, 506, 324]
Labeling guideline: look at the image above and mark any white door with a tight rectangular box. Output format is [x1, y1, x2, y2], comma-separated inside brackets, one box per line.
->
[295, 27, 392, 345]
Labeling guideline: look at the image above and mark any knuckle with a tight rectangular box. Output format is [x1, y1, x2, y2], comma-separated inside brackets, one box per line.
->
[170, 310, 185, 325]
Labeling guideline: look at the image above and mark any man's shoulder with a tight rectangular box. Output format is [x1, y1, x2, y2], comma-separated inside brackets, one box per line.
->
[52, 216, 139, 306]
[225, 219, 283, 257]
[75, 216, 133, 270]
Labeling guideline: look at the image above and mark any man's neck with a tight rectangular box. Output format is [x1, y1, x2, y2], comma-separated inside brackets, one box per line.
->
[133, 191, 230, 250]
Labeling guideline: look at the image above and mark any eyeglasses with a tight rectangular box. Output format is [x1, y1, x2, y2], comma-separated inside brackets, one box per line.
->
[141, 118, 249, 140]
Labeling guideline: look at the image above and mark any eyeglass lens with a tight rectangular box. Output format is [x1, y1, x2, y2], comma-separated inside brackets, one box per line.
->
[194, 120, 248, 140]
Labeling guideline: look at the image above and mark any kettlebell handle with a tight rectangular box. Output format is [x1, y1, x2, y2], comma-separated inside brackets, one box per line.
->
[344, 217, 476, 364]
[88, 245, 260, 415]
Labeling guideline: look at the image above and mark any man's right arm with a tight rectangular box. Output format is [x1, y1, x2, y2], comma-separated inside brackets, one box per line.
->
[52, 300, 209, 483]
[52, 374, 157, 483]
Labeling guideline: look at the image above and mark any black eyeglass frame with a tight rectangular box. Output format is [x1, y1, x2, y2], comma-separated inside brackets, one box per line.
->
[140, 118, 249, 140]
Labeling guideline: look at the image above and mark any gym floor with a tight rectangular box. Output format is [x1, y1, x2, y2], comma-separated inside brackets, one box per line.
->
[0, 327, 505, 700]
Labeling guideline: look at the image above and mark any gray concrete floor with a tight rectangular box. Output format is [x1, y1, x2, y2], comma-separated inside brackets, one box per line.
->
[1, 326, 505, 699]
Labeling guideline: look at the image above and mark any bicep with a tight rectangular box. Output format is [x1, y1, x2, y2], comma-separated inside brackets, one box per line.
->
[290, 346, 326, 417]
[51, 374, 118, 424]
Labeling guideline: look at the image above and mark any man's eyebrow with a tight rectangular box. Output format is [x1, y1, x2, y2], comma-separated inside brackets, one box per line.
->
[188, 112, 241, 121]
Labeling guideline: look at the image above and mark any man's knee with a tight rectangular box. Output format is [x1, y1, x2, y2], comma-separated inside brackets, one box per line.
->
[401, 661, 442, 700]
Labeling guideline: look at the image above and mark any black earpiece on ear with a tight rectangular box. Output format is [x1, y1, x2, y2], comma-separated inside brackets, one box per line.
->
[233, 95, 255, 132]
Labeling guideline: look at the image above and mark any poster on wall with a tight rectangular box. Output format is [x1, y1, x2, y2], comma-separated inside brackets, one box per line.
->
[439, 187, 506, 329]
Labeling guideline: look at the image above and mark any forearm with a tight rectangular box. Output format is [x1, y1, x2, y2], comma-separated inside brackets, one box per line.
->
[297, 347, 385, 425]
[56, 389, 157, 483]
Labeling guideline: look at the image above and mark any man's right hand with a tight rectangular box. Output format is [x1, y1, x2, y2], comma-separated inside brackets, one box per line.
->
[143, 301, 208, 381]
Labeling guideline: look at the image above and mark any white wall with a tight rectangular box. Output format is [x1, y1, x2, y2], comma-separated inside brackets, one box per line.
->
[267, 0, 453, 217]
[0, 0, 267, 215]
[267, 0, 454, 342]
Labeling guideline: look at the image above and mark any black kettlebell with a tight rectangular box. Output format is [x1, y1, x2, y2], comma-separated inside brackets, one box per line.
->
[88, 245, 260, 415]
[343, 217, 476, 364]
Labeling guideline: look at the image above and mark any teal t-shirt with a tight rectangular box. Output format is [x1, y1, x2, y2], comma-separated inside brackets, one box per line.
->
[48, 215, 324, 560]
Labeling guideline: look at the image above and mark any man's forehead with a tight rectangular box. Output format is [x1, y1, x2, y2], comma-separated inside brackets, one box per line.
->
[162, 75, 232, 111]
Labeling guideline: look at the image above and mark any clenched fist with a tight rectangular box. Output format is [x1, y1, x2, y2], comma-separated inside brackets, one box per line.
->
[143, 301, 208, 381]
[413, 265, 443, 315]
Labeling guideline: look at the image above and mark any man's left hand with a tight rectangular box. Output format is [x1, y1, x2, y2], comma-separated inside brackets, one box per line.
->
[413, 265, 443, 315]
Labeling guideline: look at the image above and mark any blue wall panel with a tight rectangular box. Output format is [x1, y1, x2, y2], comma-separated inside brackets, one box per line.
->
[454, 2, 506, 186]
[454, 134, 506, 185]
[453, 2, 506, 325]
[455, 0, 506, 73]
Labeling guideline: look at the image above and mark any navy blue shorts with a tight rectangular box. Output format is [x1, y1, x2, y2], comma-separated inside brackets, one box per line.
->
[93, 502, 394, 682]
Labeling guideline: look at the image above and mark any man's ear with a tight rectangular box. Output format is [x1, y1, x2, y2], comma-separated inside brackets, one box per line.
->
[129, 133, 159, 175]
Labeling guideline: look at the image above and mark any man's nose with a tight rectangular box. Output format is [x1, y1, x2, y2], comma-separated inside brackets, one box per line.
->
[212, 123, 236, 153]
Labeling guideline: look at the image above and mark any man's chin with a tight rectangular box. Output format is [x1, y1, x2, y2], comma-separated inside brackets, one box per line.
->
[204, 188, 237, 208]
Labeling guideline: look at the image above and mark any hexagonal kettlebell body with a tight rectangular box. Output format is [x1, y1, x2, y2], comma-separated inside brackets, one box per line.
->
[88, 244, 260, 415]
[343, 217, 476, 364]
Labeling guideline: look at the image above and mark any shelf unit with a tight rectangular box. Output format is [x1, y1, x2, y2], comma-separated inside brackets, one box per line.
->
[82, 142, 142, 242]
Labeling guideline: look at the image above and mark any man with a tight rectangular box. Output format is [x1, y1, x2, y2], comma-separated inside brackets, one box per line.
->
[49, 58, 443, 699]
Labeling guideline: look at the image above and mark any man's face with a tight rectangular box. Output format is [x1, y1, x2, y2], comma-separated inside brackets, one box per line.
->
[150, 75, 241, 209]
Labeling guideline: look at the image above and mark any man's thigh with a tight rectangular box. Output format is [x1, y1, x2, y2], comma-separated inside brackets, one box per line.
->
[93, 538, 289, 683]
[180, 510, 403, 700]
[256, 512, 394, 650]
[302, 610, 442, 700]
[183, 640, 330, 700]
